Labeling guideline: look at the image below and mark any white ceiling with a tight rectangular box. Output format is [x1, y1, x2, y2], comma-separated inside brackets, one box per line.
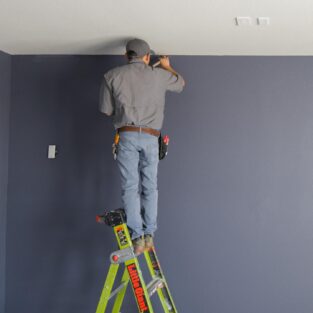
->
[1, 0, 313, 55]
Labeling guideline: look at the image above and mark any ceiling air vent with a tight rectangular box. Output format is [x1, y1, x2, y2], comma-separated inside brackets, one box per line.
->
[257, 17, 270, 26]
[235, 17, 252, 26]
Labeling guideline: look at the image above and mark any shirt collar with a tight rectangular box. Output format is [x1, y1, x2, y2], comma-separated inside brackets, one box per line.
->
[128, 58, 145, 64]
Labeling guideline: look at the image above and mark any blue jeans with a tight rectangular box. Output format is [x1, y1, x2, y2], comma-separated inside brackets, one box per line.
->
[116, 131, 159, 239]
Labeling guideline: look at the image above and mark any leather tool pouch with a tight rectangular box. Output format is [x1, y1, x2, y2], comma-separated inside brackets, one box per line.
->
[112, 132, 120, 160]
[158, 134, 168, 160]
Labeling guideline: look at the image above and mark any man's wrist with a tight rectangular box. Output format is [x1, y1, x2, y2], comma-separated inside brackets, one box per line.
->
[161, 64, 171, 70]
[161, 65, 178, 76]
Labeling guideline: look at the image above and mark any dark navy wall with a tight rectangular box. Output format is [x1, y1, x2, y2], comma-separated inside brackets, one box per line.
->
[0, 51, 11, 313]
[6, 55, 313, 313]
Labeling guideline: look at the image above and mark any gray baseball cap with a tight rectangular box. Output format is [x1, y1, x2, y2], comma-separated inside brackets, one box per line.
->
[126, 38, 151, 57]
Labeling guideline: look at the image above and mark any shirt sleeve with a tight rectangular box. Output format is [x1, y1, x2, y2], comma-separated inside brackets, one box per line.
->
[157, 68, 185, 93]
[99, 75, 115, 116]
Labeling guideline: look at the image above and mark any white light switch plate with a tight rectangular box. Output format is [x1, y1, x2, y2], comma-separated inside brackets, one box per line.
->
[48, 145, 57, 159]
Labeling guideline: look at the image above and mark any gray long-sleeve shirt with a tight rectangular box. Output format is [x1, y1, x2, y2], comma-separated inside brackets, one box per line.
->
[99, 58, 185, 130]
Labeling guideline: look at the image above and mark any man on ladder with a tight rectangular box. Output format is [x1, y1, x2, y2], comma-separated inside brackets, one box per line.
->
[99, 38, 185, 254]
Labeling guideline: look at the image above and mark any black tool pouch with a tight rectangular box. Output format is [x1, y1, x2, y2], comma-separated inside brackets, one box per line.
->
[158, 134, 168, 160]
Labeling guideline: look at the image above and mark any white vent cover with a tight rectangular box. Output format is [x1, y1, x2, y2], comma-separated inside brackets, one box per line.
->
[235, 17, 252, 26]
[257, 17, 270, 26]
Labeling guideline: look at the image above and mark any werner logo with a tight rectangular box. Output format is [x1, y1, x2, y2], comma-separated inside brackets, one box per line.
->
[127, 263, 149, 312]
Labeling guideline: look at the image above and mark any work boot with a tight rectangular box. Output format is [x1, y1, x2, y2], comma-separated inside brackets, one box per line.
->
[132, 236, 145, 255]
[144, 234, 154, 250]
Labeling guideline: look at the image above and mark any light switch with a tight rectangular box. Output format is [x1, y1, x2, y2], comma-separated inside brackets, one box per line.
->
[48, 145, 57, 159]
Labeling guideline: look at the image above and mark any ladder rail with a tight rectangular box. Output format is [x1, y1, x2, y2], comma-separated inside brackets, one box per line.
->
[95, 263, 119, 313]
[111, 268, 129, 313]
[144, 248, 178, 313]
[114, 222, 155, 313]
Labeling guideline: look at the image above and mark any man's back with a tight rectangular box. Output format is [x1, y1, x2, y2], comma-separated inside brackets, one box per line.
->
[100, 58, 184, 130]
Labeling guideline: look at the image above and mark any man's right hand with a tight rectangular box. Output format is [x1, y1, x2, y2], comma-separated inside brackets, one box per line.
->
[159, 56, 170, 68]
[159, 55, 186, 87]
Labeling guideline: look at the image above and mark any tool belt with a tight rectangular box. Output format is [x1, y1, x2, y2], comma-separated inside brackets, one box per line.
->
[113, 127, 169, 161]
[117, 126, 160, 137]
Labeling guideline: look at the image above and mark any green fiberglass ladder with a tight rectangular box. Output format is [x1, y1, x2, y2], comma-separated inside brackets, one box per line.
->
[95, 209, 178, 313]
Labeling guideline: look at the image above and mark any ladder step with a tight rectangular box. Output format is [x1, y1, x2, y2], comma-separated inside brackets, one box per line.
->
[108, 281, 128, 300]
[147, 277, 164, 297]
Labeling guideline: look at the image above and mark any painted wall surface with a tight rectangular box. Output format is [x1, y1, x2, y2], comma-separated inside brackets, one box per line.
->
[0, 50, 11, 313]
[6, 55, 313, 313]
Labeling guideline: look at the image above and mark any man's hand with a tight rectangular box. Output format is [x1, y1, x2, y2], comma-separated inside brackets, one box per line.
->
[159, 55, 185, 87]
[159, 56, 170, 68]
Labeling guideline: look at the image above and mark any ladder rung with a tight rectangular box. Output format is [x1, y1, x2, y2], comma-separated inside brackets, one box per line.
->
[108, 281, 128, 300]
[164, 297, 173, 311]
[147, 277, 164, 297]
